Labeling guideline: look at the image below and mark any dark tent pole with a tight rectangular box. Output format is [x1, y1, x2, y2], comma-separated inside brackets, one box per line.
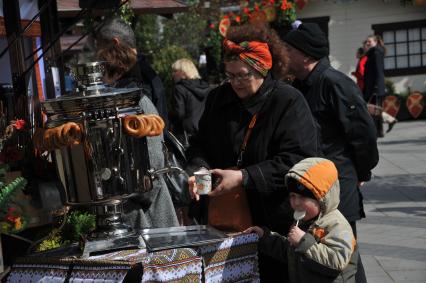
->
[3, 0, 28, 121]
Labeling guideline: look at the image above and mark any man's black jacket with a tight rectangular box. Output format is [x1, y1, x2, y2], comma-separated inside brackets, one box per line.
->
[295, 58, 379, 221]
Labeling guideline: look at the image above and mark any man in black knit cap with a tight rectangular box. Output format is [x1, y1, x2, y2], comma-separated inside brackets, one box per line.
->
[278, 22, 379, 283]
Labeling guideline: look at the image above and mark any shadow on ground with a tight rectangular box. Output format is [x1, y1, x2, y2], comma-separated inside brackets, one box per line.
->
[359, 243, 426, 262]
[378, 137, 426, 146]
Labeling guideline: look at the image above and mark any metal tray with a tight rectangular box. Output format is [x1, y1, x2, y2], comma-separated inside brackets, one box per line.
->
[140, 225, 228, 252]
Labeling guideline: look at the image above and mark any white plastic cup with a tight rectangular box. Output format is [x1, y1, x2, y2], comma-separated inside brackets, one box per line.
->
[194, 168, 212, 195]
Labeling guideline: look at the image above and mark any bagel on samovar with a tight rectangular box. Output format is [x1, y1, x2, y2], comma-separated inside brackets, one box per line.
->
[123, 115, 143, 137]
[61, 122, 82, 145]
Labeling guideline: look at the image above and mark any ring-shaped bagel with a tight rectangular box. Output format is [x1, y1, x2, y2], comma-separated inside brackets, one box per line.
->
[61, 122, 82, 145]
[148, 115, 165, 130]
[123, 115, 142, 137]
[147, 117, 161, 136]
[137, 115, 153, 137]
[136, 115, 151, 137]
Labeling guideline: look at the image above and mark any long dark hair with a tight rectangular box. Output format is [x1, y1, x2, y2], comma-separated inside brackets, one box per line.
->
[97, 41, 137, 79]
[368, 34, 387, 55]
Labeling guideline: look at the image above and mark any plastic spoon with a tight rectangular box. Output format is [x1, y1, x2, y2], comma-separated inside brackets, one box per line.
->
[293, 210, 306, 227]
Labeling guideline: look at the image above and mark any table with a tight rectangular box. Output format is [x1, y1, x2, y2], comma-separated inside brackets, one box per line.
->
[6, 233, 259, 283]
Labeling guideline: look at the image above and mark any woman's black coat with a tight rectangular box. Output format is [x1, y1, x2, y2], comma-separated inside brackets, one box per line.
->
[169, 79, 211, 140]
[187, 75, 319, 233]
[364, 45, 385, 102]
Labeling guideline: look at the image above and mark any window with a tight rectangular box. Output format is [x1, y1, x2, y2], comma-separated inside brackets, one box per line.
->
[373, 20, 426, 76]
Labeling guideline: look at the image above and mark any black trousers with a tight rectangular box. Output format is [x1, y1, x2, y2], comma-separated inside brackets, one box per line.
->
[350, 221, 368, 283]
[258, 252, 289, 282]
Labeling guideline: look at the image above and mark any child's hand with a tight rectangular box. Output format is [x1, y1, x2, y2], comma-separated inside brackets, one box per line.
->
[288, 226, 305, 247]
[243, 226, 264, 238]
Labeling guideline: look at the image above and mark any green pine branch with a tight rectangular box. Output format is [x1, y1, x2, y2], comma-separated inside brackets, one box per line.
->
[0, 177, 27, 209]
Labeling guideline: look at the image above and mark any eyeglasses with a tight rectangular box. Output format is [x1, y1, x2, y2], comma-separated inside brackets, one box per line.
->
[224, 71, 254, 82]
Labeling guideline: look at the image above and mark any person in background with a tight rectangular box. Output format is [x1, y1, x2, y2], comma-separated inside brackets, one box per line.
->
[364, 34, 397, 135]
[351, 42, 368, 91]
[245, 158, 358, 283]
[169, 58, 212, 148]
[279, 22, 379, 283]
[64, 66, 75, 93]
[96, 17, 179, 229]
[186, 23, 319, 282]
[95, 18, 168, 126]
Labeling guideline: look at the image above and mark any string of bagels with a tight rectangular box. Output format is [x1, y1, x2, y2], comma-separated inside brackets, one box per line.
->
[33, 114, 164, 151]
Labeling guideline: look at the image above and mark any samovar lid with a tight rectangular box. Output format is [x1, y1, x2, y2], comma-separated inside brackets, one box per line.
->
[41, 61, 145, 126]
[41, 87, 142, 126]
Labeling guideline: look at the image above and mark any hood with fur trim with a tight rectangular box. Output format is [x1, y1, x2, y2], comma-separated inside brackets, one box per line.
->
[285, 157, 340, 216]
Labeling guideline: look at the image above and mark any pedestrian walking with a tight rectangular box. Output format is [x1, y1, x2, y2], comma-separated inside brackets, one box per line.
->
[364, 35, 397, 135]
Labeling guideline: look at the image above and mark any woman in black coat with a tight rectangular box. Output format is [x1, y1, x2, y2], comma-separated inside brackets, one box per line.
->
[363, 35, 386, 103]
[169, 59, 212, 147]
[364, 35, 397, 136]
[186, 24, 319, 282]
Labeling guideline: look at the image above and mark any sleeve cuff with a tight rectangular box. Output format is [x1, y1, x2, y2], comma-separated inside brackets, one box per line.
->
[295, 233, 316, 253]
[358, 171, 372, 182]
[241, 169, 249, 188]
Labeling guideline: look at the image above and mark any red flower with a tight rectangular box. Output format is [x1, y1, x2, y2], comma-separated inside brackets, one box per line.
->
[6, 215, 18, 223]
[243, 7, 250, 14]
[254, 3, 260, 11]
[269, 0, 275, 4]
[209, 23, 215, 29]
[14, 119, 26, 130]
[281, 0, 288, 10]
[235, 16, 241, 23]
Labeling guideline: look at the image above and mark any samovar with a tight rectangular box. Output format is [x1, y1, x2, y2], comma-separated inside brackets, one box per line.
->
[38, 62, 171, 256]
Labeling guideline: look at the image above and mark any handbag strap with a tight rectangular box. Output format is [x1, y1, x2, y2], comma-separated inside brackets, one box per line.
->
[236, 83, 277, 168]
[236, 113, 258, 168]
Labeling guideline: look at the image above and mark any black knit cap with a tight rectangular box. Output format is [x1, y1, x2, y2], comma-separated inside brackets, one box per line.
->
[287, 178, 316, 200]
[282, 23, 329, 60]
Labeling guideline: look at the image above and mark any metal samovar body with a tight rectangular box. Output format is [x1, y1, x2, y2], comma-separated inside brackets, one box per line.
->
[41, 62, 153, 247]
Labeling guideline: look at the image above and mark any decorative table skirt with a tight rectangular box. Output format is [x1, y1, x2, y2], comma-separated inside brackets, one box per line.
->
[6, 233, 259, 283]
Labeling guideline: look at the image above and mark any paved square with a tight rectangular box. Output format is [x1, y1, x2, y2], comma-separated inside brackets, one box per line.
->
[358, 120, 426, 283]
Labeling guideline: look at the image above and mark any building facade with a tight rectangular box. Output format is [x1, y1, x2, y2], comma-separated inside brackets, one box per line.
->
[297, 0, 426, 94]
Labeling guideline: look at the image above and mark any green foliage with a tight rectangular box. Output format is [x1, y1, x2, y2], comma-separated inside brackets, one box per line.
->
[0, 177, 27, 209]
[118, 1, 135, 25]
[152, 45, 193, 94]
[385, 79, 396, 96]
[61, 211, 96, 242]
[134, 15, 161, 61]
[161, 11, 207, 60]
[36, 229, 62, 252]
[134, 4, 210, 92]
[36, 210, 96, 252]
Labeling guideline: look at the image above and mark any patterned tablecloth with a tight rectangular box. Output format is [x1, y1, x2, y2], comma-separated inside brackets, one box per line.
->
[6, 233, 259, 283]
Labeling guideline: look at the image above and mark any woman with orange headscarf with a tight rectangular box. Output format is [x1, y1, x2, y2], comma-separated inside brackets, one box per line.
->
[186, 24, 319, 282]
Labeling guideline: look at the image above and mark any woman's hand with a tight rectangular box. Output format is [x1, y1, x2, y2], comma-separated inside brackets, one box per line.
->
[208, 168, 243, 197]
[243, 226, 264, 238]
[288, 226, 305, 247]
[188, 176, 200, 201]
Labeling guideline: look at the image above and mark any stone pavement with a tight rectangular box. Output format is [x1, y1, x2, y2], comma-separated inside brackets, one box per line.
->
[358, 120, 426, 283]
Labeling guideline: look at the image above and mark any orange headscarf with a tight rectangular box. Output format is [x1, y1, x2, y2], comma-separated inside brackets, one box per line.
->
[223, 39, 273, 76]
